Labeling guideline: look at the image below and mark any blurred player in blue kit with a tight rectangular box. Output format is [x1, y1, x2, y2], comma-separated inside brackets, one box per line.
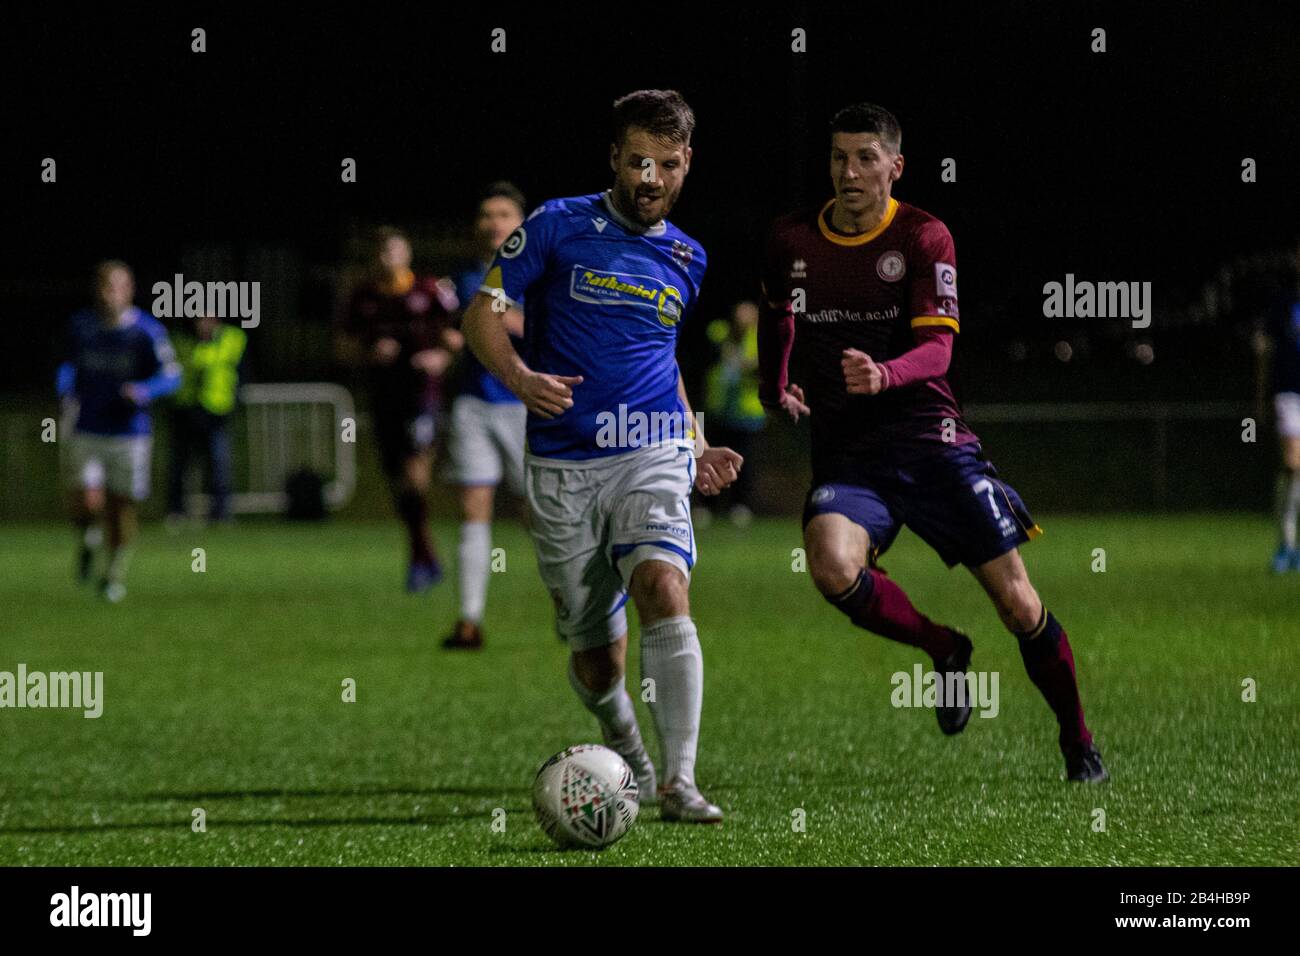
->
[1258, 239, 1300, 572]
[58, 260, 181, 602]
[461, 91, 744, 821]
[441, 183, 530, 649]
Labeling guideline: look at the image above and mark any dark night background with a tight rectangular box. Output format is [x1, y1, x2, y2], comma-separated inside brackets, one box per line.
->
[1, 2, 1297, 515]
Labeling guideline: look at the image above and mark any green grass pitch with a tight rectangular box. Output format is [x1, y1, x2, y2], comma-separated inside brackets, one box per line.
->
[1, 515, 1296, 866]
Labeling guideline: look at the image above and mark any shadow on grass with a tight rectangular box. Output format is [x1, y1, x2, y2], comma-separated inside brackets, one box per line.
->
[137, 785, 528, 802]
[0, 807, 532, 836]
[0, 784, 529, 803]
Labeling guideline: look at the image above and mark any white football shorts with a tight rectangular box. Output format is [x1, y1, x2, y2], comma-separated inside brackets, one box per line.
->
[447, 394, 527, 494]
[1276, 391, 1300, 439]
[67, 431, 153, 502]
[525, 442, 696, 650]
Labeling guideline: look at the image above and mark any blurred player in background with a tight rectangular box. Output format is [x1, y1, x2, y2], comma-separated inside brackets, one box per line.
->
[166, 313, 247, 526]
[336, 227, 461, 593]
[759, 103, 1107, 782]
[700, 300, 765, 528]
[462, 90, 743, 821]
[58, 260, 181, 602]
[1258, 238, 1300, 573]
[441, 183, 529, 649]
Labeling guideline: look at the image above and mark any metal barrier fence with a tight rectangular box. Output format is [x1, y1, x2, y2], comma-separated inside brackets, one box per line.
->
[212, 383, 357, 515]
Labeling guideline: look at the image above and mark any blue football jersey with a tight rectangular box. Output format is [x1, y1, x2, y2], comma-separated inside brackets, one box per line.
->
[57, 307, 181, 436]
[480, 191, 707, 459]
[452, 263, 522, 405]
[1274, 297, 1300, 395]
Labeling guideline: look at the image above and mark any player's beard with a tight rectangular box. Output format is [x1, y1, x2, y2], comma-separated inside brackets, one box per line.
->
[614, 180, 680, 227]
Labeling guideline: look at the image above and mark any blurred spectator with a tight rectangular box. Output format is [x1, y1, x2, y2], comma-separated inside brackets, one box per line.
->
[701, 300, 765, 526]
[166, 314, 247, 524]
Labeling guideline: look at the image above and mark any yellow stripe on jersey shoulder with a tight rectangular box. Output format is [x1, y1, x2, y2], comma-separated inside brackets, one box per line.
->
[911, 315, 960, 333]
[483, 264, 504, 290]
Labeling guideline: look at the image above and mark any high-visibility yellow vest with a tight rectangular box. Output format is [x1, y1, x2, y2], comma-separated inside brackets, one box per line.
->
[175, 325, 246, 415]
[705, 320, 765, 424]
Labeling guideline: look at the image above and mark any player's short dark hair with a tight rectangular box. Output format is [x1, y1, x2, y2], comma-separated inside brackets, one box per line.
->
[94, 259, 133, 285]
[829, 103, 902, 152]
[480, 181, 526, 214]
[611, 89, 695, 149]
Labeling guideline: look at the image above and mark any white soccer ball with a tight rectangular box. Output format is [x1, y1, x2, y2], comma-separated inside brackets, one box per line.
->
[532, 744, 640, 849]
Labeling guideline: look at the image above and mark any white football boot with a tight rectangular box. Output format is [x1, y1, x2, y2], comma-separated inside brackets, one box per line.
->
[659, 779, 723, 823]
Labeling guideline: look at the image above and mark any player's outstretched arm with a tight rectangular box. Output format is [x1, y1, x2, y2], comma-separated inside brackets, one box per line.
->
[462, 291, 581, 419]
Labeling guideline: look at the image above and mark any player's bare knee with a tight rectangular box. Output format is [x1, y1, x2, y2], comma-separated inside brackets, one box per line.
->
[572, 647, 621, 692]
[997, 582, 1042, 634]
[630, 560, 689, 621]
[807, 540, 862, 596]
[80, 489, 105, 515]
[460, 485, 494, 523]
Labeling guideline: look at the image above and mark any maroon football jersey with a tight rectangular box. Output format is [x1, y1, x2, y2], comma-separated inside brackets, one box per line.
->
[760, 197, 977, 478]
[341, 270, 457, 411]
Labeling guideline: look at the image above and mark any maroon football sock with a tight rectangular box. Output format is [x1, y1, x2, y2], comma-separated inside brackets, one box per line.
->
[395, 488, 435, 566]
[1016, 608, 1093, 751]
[828, 568, 956, 662]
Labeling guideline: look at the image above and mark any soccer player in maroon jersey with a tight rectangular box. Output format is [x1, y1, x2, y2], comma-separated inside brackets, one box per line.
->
[758, 104, 1107, 782]
[336, 226, 462, 592]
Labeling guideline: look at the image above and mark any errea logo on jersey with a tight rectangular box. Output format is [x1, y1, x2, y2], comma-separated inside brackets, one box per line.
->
[570, 266, 684, 328]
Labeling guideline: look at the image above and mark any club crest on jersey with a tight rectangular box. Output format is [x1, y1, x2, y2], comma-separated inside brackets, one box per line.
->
[810, 486, 835, 505]
[570, 265, 685, 328]
[671, 239, 694, 267]
[791, 258, 807, 279]
[500, 228, 526, 259]
[876, 251, 906, 282]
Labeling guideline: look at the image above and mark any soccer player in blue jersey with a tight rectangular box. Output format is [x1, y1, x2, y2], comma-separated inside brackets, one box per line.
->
[1261, 238, 1300, 572]
[58, 261, 181, 602]
[462, 91, 743, 822]
[441, 183, 529, 650]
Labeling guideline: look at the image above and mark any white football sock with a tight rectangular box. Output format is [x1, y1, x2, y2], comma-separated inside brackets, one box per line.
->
[566, 657, 644, 754]
[1281, 472, 1300, 550]
[105, 545, 133, 585]
[456, 521, 491, 623]
[640, 615, 703, 789]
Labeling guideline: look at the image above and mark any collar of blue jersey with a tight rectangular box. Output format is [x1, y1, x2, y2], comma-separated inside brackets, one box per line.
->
[100, 306, 140, 329]
[600, 190, 668, 237]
